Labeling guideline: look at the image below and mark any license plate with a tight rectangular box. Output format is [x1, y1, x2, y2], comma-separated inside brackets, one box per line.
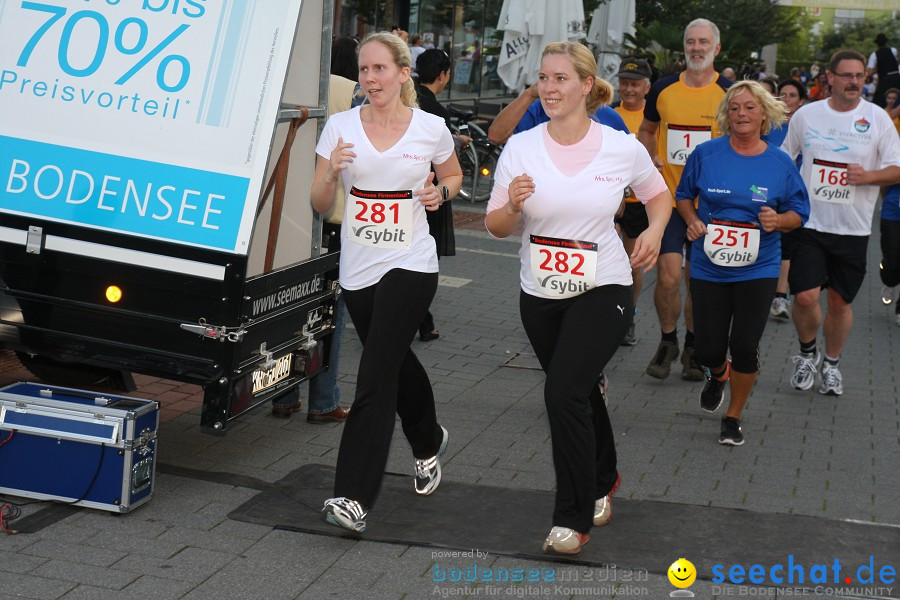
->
[251, 353, 294, 394]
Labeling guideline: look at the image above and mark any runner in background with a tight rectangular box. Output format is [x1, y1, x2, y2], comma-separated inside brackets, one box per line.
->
[768, 79, 808, 321]
[612, 57, 653, 346]
[879, 184, 900, 323]
[311, 33, 462, 533]
[782, 50, 900, 396]
[486, 42, 671, 555]
[638, 19, 732, 382]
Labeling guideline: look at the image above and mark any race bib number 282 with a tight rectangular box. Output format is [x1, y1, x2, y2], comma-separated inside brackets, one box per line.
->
[529, 235, 598, 298]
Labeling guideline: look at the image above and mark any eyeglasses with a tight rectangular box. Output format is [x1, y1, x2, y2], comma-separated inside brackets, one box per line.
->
[831, 72, 866, 82]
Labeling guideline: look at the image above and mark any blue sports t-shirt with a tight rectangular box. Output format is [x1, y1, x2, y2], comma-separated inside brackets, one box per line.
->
[676, 136, 810, 282]
[763, 122, 787, 147]
[882, 184, 900, 222]
[514, 101, 629, 134]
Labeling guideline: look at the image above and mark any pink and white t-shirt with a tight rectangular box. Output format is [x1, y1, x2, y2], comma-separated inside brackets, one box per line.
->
[488, 121, 667, 299]
[316, 106, 454, 290]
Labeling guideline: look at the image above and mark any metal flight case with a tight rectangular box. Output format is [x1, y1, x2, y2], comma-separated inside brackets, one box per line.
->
[0, 382, 159, 513]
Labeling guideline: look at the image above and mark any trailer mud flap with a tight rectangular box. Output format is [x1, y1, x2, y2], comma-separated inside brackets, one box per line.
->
[199, 253, 339, 431]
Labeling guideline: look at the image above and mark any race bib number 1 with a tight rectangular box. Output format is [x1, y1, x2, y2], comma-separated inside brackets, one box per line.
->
[348, 187, 413, 249]
[667, 125, 712, 166]
[810, 159, 854, 205]
[703, 219, 760, 267]
[530, 235, 598, 298]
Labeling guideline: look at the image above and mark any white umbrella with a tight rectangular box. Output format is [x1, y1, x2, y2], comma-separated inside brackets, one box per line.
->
[497, 0, 586, 93]
[587, 0, 636, 83]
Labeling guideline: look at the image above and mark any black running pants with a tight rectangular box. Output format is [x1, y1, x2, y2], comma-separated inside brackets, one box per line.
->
[519, 285, 631, 534]
[335, 269, 442, 508]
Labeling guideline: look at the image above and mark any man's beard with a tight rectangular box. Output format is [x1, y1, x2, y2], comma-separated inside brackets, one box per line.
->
[687, 52, 714, 73]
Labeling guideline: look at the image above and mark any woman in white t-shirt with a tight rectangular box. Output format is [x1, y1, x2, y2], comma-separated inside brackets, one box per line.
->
[486, 42, 672, 555]
[310, 32, 462, 534]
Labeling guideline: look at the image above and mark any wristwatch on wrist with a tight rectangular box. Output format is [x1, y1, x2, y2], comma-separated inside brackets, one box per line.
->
[440, 185, 449, 204]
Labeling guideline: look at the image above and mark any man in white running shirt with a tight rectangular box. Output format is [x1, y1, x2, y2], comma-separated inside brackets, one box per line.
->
[781, 50, 900, 396]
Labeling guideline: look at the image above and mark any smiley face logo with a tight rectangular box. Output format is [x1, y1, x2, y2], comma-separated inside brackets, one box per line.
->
[668, 558, 697, 588]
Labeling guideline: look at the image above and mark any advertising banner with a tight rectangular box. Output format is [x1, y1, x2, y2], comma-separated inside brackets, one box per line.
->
[0, 0, 303, 254]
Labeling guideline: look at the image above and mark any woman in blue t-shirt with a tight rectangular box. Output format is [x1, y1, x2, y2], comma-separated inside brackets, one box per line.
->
[675, 80, 810, 446]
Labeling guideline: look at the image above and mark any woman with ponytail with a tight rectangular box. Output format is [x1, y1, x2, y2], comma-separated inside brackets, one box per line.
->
[486, 42, 672, 554]
[311, 31, 462, 534]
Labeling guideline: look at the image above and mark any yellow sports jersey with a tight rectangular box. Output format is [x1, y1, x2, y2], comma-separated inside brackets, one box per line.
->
[613, 102, 651, 203]
[613, 103, 644, 135]
[644, 72, 731, 196]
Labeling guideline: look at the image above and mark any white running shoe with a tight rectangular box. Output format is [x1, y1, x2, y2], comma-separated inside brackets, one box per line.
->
[770, 297, 791, 320]
[322, 497, 367, 533]
[414, 425, 449, 495]
[790, 350, 821, 391]
[881, 286, 895, 306]
[542, 526, 589, 555]
[818, 362, 843, 396]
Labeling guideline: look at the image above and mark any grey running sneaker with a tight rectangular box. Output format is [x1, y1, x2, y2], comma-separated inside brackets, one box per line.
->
[681, 346, 705, 381]
[700, 371, 728, 412]
[542, 526, 589, 555]
[414, 425, 449, 495]
[646, 340, 679, 379]
[790, 350, 821, 391]
[322, 497, 367, 533]
[882, 286, 895, 305]
[620, 322, 637, 346]
[593, 472, 621, 526]
[818, 362, 843, 396]
[597, 372, 609, 406]
[719, 417, 744, 446]
[770, 297, 791, 320]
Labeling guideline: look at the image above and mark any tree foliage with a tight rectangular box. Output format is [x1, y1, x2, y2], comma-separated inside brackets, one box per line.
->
[818, 14, 899, 62]
[630, 0, 801, 66]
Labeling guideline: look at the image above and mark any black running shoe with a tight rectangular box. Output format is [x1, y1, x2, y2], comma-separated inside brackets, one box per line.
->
[719, 417, 744, 446]
[700, 374, 727, 412]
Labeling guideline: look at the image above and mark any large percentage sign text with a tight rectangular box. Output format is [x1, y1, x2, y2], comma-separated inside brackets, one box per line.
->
[16, 2, 191, 93]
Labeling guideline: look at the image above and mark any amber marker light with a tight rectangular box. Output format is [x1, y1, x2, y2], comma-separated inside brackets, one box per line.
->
[105, 285, 123, 303]
[481, 167, 491, 177]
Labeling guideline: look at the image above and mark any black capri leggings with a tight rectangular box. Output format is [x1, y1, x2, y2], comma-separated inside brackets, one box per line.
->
[336, 269, 443, 509]
[880, 219, 900, 290]
[690, 277, 777, 374]
[519, 284, 631, 534]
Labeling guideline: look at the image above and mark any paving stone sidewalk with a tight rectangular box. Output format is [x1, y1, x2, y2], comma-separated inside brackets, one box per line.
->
[1, 203, 898, 599]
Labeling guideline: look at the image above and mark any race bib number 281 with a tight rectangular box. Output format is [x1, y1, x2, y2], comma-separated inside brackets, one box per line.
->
[348, 187, 413, 249]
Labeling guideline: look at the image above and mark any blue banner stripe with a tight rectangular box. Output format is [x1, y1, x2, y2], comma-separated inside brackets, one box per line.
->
[206, 0, 251, 126]
[196, 0, 230, 124]
[0, 136, 249, 251]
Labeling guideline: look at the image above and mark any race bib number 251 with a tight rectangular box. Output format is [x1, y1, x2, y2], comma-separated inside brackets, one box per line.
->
[703, 219, 760, 267]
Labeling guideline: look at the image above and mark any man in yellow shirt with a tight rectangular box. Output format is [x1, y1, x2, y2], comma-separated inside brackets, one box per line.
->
[612, 57, 653, 345]
[637, 19, 732, 381]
